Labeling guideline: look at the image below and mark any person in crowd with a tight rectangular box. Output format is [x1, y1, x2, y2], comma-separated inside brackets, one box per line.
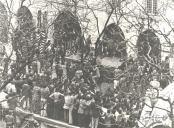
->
[162, 56, 170, 74]
[151, 68, 159, 79]
[63, 79, 70, 93]
[84, 94, 93, 128]
[4, 80, 18, 110]
[84, 35, 92, 58]
[60, 45, 66, 65]
[92, 65, 100, 86]
[149, 76, 160, 89]
[20, 83, 31, 110]
[113, 78, 119, 90]
[40, 82, 50, 117]
[55, 63, 63, 82]
[49, 88, 64, 120]
[6, 92, 18, 111]
[71, 70, 84, 90]
[75, 35, 82, 53]
[44, 70, 52, 83]
[67, 62, 76, 82]
[114, 108, 120, 123]
[5, 110, 15, 128]
[32, 81, 41, 114]
[5, 81, 17, 96]
[73, 70, 83, 81]
[46, 83, 55, 119]
[82, 64, 93, 84]
[90, 100, 101, 128]
[69, 92, 78, 125]
[78, 95, 86, 127]
[55, 45, 65, 65]
[137, 63, 144, 77]
[104, 109, 115, 128]
[160, 75, 169, 89]
[121, 108, 130, 126]
[145, 76, 161, 109]
[72, 92, 79, 126]
[13, 77, 25, 95]
[1, 46, 168, 128]
[63, 91, 72, 123]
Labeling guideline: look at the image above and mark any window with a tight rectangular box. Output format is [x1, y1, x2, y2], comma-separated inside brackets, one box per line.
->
[147, 0, 152, 13]
[146, 0, 158, 15]
[153, 0, 157, 14]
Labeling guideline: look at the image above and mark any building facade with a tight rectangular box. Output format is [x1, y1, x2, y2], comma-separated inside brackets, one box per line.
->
[2, 0, 174, 62]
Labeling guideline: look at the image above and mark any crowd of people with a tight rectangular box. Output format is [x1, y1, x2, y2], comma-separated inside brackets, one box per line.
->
[0, 55, 172, 128]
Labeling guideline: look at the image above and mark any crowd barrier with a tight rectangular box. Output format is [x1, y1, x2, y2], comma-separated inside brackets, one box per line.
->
[16, 107, 80, 128]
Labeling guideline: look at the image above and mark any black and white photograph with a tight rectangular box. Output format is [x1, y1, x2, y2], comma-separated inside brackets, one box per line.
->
[0, 0, 173, 128]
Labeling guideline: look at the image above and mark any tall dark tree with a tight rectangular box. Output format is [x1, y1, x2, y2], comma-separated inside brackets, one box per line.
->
[12, 6, 36, 74]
